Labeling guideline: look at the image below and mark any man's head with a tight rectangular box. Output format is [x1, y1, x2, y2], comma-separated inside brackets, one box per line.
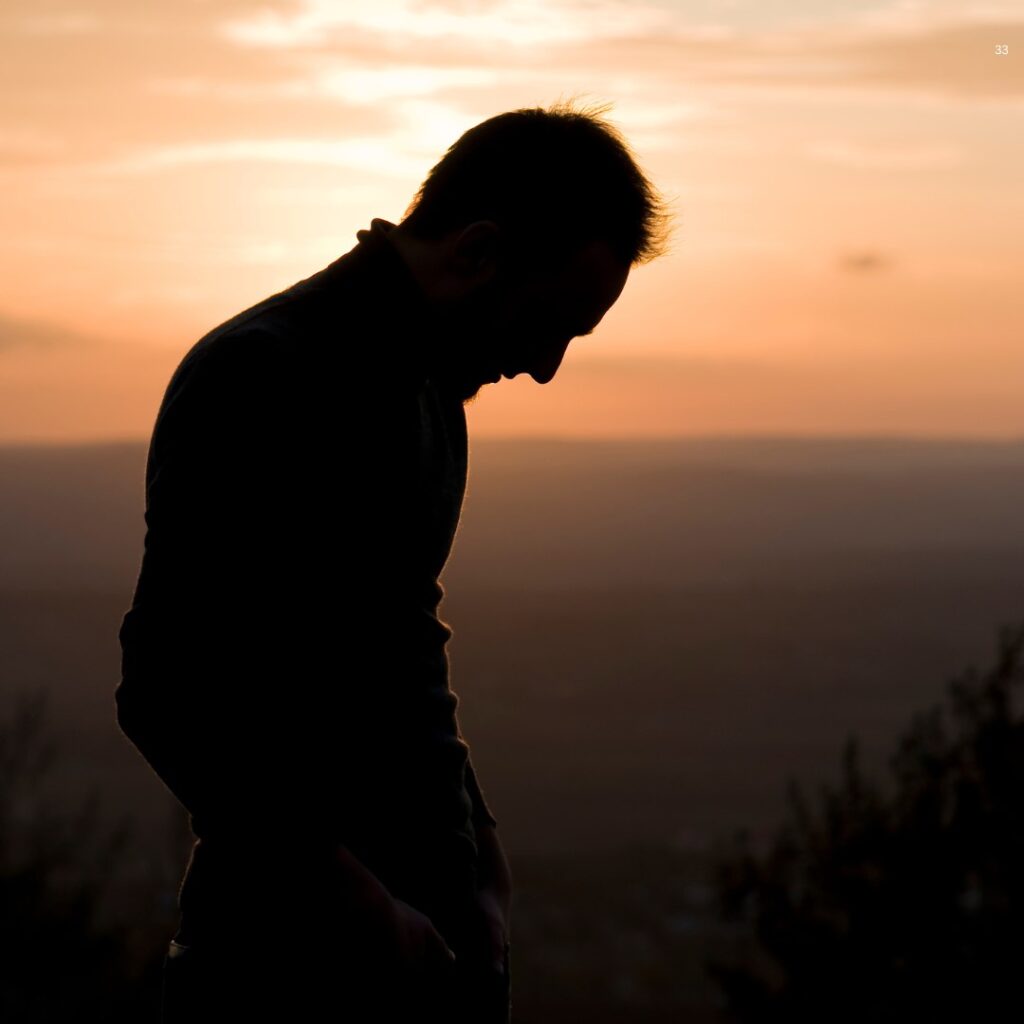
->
[388, 97, 676, 402]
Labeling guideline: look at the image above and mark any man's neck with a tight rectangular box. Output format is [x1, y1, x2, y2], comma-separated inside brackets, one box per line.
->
[383, 223, 494, 405]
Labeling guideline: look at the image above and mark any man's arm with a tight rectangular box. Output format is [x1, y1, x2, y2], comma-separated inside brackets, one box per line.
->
[465, 753, 511, 973]
[118, 324, 482, 969]
[117, 324, 422, 846]
[463, 753, 498, 829]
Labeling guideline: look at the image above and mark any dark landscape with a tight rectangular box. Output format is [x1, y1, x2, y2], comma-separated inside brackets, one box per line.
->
[3, 434, 1023, 1021]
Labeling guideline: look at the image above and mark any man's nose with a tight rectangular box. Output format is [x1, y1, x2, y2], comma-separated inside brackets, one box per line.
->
[529, 338, 572, 385]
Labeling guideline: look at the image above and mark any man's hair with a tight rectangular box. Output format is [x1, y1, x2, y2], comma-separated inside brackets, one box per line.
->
[399, 96, 677, 274]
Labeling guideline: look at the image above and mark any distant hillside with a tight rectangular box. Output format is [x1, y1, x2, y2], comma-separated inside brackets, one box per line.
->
[1, 435, 1023, 855]
[2, 435, 1024, 591]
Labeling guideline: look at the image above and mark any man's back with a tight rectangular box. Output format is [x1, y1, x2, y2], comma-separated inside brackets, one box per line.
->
[116, 219, 496, 942]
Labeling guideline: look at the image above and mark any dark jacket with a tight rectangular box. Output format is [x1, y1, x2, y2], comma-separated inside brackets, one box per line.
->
[116, 217, 497, 918]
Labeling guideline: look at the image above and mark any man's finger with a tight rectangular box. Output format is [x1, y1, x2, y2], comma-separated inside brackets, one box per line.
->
[429, 940, 458, 968]
[487, 929, 508, 973]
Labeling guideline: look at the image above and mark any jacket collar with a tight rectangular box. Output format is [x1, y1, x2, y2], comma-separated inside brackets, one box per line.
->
[342, 217, 447, 385]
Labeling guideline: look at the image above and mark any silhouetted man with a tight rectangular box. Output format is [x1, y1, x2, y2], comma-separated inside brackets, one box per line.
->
[116, 99, 670, 1022]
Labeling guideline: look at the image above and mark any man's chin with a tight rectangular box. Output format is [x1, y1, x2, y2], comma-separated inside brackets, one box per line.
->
[433, 367, 493, 405]
[460, 378, 492, 405]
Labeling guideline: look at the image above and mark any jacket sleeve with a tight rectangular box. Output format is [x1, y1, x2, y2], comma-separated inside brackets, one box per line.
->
[463, 754, 498, 829]
[116, 325, 427, 845]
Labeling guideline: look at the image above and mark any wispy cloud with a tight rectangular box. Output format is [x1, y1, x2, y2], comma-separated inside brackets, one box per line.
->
[511, 15, 1024, 102]
[0, 128, 68, 165]
[0, 311, 102, 353]
[147, 64, 500, 103]
[221, 0, 677, 49]
[209, 1, 1024, 103]
[804, 140, 965, 168]
[309, 64, 500, 102]
[13, 14, 102, 34]
[825, 18, 1024, 100]
[82, 136, 429, 178]
[837, 250, 893, 274]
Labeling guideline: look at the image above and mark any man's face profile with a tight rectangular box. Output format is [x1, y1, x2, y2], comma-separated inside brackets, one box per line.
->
[418, 222, 631, 403]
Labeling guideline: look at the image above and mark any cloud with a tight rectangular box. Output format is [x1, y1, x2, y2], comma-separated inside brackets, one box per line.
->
[13, 14, 102, 34]
[229, 6, 1024, 104]
[804, 141, 965, 168]
[221, 0, 677, 49]
[537, 15, 1024, 102]
[0, 128, 68, 166]
[81, 136, 429, 178]
[7, 1, 1023, 121]
[825, 18, 1024, 100]
[838, 251, 893, 274]
[0, 311, 104, 353]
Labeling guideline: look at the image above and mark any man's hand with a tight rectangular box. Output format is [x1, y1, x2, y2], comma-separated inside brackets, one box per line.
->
[328, 841, 456, 980]
[390, 896, 458, 976]
[473, 822, 512, 973]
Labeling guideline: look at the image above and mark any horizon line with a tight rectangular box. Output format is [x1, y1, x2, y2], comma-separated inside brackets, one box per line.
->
[4, 431, 1024, 450]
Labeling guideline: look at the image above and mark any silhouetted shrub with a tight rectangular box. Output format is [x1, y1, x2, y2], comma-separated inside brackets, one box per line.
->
[0, 687, 158, 1022]
[707, 618, 1024, 1023]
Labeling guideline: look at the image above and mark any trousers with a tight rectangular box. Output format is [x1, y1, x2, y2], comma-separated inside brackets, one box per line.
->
[159, 932, 510, 1023]
[159, 848, 511, 1023]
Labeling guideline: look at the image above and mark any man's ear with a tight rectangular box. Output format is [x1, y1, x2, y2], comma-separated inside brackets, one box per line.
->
[451, 220, 502, 283]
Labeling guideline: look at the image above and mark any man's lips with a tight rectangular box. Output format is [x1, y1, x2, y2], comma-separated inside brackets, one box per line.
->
[483, 362, 524, 383]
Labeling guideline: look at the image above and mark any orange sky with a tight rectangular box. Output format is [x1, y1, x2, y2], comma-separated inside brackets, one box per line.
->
[1, 1, 1021, 442]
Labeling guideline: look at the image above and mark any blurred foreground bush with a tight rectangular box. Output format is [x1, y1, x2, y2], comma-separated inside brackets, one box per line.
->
[709, 618, 1024, 1022]
[0, 687, 168, 1022]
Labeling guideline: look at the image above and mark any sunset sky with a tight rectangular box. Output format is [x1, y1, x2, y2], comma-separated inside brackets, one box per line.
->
[1, 1, 1021, 442]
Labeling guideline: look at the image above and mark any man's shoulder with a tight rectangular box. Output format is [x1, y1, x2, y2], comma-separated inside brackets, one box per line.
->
[157, 321, 293, 420]
[157, 246, 429, 434]
[170, 254, 361, 380]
